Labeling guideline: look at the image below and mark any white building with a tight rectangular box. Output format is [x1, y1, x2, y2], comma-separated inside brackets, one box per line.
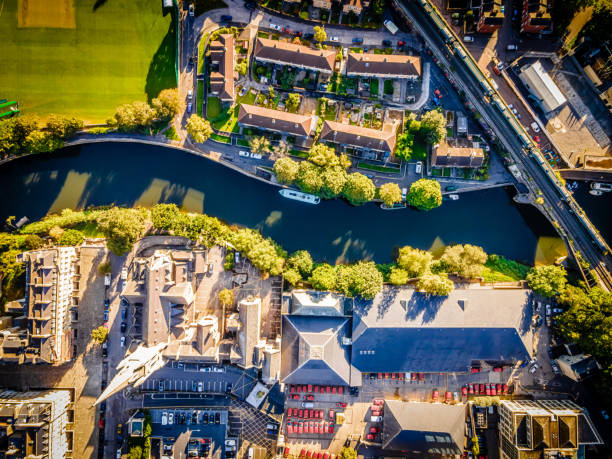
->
[519, 61, 567, 113]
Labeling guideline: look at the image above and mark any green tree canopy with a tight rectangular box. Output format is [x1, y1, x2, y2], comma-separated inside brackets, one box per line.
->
[343, 172, 375, 205]
[248, 135, 271, 156]
[310, 263, 337, 290]
[313, 25, 327, 42]
[334, 262, 383, 299]
[91, 326, 109, 344]
[407, 178, 442, 210]
[226, 228, 286, 276]
[286, 93, 301, 113]
[45, 115, 83, 139]
[420, 109, 447, 144]
[416, 272, 454, 296]
[379, 182, 403, 206]
[0, 115, 39, 155]
[287, 250, 314, 277]
[308, 143, 339, 168]
[440, 244, 488, 279]
[273, 157, 300, 184]
[152, 88, 183, 119]
[151, 203, 181, 231]
[25, 131, 64, 153]
[218, 288, 234, 307]
[394, 132, 414, 161]
[186, 114, 213, 143]
[283, 268, 302, 286]
[340, 447, 357, 459]
[526, 265, 567, 297]
[296, 161, 323, 194]
[108, 101, 155, 132]
[57, 229, 84, 246]
[388, 266, 409, 285]
[397, 246, 433, 278]
[236, 60, 248, 76]
[320, 166, 347, 198]
[272, 140, 290, 159]
[96, 207, 146, 255]
[24, 234, 43, 250]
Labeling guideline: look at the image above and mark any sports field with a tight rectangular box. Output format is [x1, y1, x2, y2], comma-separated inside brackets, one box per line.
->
[0, 0, 177, 123]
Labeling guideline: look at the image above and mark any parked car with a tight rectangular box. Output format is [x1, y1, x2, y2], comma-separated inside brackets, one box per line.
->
[463, 35, 474, 42]
[120, 322, 126, 333]
[159, 380, 164, 392]
[104, 299, 110, 309]
[352, 37, 363, 44]
[189, 4, 194, 17]
[529, 363, 539, 373]
[304, 33, 314, 40]
[187, 102, 192, 113]
[397, 41, 405, 46]
[506, 44, 518, 51]
[250, 152, 263, 159]
[162, 412, 168, 426]
[244, 1, 256, 10]
[382, 39, 392, 46]
[432, 389, 439, 401]
[215, 412, 220, 424]
[239, 150, 250, 157]
[103, 310, 109, 322]
[415, 161, 422, 174]
[168, 412, 174, 424]
[220, 15, 232, 22]
[330, 36, 339, 42]
[120, 336, 126, 347]
[187, 89, 193, 100]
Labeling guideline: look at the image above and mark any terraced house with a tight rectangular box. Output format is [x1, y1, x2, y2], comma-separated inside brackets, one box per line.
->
[209, 34, 236, 103]
[320, 120, 398, 158]
[253, 38, 336, 74]
[237, 104, 318, 139]
[346, 52, 421, 80]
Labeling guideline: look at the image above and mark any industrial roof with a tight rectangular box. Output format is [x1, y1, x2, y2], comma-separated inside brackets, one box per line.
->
[351, 287, 533, 374]
[519, 61, 566, 112]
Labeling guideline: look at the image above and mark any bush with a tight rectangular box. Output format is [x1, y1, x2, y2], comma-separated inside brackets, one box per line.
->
[57, 229, 84, 246]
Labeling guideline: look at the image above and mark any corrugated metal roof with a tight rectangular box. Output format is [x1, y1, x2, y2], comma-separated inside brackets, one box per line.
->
[519, 61, 566, 112]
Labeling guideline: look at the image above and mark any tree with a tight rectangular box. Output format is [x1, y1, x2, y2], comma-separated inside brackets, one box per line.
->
[296, 161, 323, 194]
[308, 143, 338, 168]
[287, 250, 314, 277]
[98, 262, 112, 276]
[379, 182, 403, 206]
[397, 246, 433, 278]
[96, 207, 146, 255]
[45, 115, 83, 139]
[91, 326, 109, 344]
[0, 115, 39, 155]
[292, 36, 302, 45]
[151, 203, 180, 231]
[248, 136, 271, 156]
[273, 157, 299, 184]
[218, 288, 234, 307]
[236, 60, 248, 76]
[310, 264, 337, 290]
[321, 166, 347, 198]
[416, 273, 454, 296]
[57, 229, 84, 246]
[389, 266, 409, 285]
[286, 93, 301, 113]
[420, 110, 447, 144]
[186, 114, 212, 143]
[440, 244, 488, 279]
[350, 261, 383, 299]
[343, 173, 375, 205]
[272, 140, 290, 159]
[313, 25, 327, 42]
[340, 447, 357, 459]
[24, 234, 43, 250]
[407, 178, 442, 210]
[127, 446, 143, 459]
[49, 226, 64, 241]
[152, 88, 183, 119]
[268, 85, 276, 100]
[339, 153, 352, 170]
[25, 130, 64, 153]
[394, 132, 414, 161]
[108, 101, 155, 132]
[283, 268, 302, 285]
[526, 265, 567, 297]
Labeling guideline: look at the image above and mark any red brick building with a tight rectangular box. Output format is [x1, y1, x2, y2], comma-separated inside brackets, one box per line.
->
[476, 0, 504, 34]
[520, 0, 552, 34]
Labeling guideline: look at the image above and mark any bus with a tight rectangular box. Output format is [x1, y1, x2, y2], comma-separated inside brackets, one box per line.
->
[383, 20, 398, 35]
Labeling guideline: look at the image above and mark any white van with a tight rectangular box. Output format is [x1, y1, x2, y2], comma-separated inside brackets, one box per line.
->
[401, 187, 407, 201]
[463, 35, 474, 43]
[301, 402, 314, 408]
[238, 150, 250, 157]
[370, 416, 383, 422]
[506, 44, 518, 51]
[248, 448, 254, 459]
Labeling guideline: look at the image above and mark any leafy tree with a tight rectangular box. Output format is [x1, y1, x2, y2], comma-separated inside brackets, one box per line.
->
[186, 114, 212, 143]
[151, 203, 180, 231]
[339, 153, 352, 170]
[49, 226, 64, 241]
[273, 157, 300, 184]
[57, 229, 84, 246]
[98, 262, 112, 276]
[152, 88, 183, 119]
[320, 166, 347, 198]
[127, 446, 143, 459]
[440, 244, 488, 279]
[407, 178, 442, 210]
[394, 132, 414, 161]
[416, 272, 454, 296]
[313, 25, 327, 42]
[406, 113, 421, 133]
[379, 182, 402, 206]
[24, 234, 43, 250]
[283, 268, 302, 286]
[197, 215, 227, 247]
[388, 266, 409, 285]
[96, 207, 146, 255]
[308, 143, 338, 168]
[335, 264, 354, 297]
[91, 326, 109, 344]
[296, 161, 323, 194]
[286, 93, 301, 113]
[350, 261, 383, 299]
[226, 228, 286, 276]
[218, 288, 234, 307]
[45, 115, 83, 139]
[248, 136, 271, 156]
[236, 60, 248, 76]
[342, 173, 375, 205]
[287, 250, 314, 277]
[272, 140, 290, 159]
[268, 85, 276, 100]
[526, 265, 567, 297]
[108, 101, 155, 132]
[0, 115, 39, 155]
[420, 110, 447, 144]
[25, 131, 64, 153]
[397, 246, 433, 278]
[371, 0, 384, 17]
[310, 264, 337, 290]
[340, 447, 357, 459]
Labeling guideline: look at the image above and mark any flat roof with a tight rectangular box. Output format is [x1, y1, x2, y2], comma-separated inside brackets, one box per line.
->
[519, 61, 566, 112]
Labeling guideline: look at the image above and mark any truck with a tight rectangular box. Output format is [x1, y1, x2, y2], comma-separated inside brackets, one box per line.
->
[383, 20, 398, 35]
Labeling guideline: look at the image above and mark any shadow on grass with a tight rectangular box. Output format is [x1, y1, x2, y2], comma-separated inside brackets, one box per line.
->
[145, 11, 178, 102]
[92, 0, 107, 11]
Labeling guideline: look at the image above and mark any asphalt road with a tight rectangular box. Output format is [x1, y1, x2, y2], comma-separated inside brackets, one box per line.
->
[394, 0, 612, 291]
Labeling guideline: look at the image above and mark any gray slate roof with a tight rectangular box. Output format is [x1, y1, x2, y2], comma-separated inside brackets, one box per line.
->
[351, 287, 533, 374]
[382, 401, 465, 455]
[281, 315, 351, 386]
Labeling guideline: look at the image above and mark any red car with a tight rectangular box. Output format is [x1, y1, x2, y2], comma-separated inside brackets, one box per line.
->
[308, 384, 313, 392]
[366, 433, 374, 441]
[297, 385, 302, 393]
[332, 386, 336, 394]
[462, 386, 467, 397]
[284, 447, 290, 458]
[471, 367, 481, 373]
[494, 367, 503, 373]
[329, 423, 334, 433]
[314, 423, 319, 434]
[317, 453, 323, 459]
[287, 422, 293, 434]
[300, 449, 306, 457]
[307, 422, 313, 434]
[468, 383, 474, 394]
[486, 384, 491, 396]
[419, 373, 425, 382]
[323, 453, 329, 459]
[398, 40, 405, 46]
[385, 373, 390, 379]
[391, 373, 396, 380]
[491, 384, 496, 396]
[314, 385, 319, 393]
[306, 451, 312, 459]
[377, 372, 383, 379]
[319, 410, 324, 419]
[324, 422, 329, 434]
[307, 395, 314, 401]
[292, 394, 300, 400]
[373, 398, 385, 406]
[502, 384, 508, 395]
[398, 373, 405, 381]
[329, 410, 335, 420]
[496, 383, 502, 394]
[282, 27, 290, 33]
[299, 409, 303, 418]
[298, 422, 303, 434]
[479, 384, 485, 394]
[310, 409, 314, 418]
[445, 391, 452, 402]
[339, 386, 343, 394]
[369, 426, 380, 434]
[290, 385, 295, 393]
[432, 390, 439, 402]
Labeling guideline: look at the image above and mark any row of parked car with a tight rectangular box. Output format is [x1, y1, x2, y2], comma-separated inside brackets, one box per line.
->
[289, 384, 345, 394]
[286, 408, 336, 420]
[286, 420, 335, 435]
[368, 371, 426, 381]
[161, 410, 220, 426]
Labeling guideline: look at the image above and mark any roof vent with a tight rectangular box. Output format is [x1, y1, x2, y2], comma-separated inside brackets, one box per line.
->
[295, 123, 299, 128]
[249, 114, 252, 119]
[458, 299, 468, 311]
[272, 119, 276, 124]
[365, 62, 369, 68]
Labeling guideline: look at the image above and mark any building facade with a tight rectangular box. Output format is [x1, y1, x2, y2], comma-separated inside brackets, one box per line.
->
[520, 0, 552, 34]
[0, 389, 73, 458]
[477, 0, 504, 33]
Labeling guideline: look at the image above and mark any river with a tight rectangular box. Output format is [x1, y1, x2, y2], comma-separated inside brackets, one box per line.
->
[0, 142, 564, 264]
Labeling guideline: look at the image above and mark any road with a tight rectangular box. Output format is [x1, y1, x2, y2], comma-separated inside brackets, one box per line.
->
[393, 0, 612, 291]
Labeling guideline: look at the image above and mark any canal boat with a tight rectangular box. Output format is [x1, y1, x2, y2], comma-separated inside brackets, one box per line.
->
[589, 189, 603, 196]
[591, 182, 612, 192]
[448, 194, 460, 200]
[279, 189, 320, 204]
[380, 202, 406, 210]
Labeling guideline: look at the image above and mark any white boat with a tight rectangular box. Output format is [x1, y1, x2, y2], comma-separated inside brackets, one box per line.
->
[589, 189, 603, 196]
[279, 189, 320, 204]
[591, 182, 612, 192]
[448, 194, 459, 200]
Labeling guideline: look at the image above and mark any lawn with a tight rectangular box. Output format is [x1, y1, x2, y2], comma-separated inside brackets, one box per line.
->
[197, 81, 204, 116]
[0, 0, 177, 123]
[211, 89, 257, 133]
[210, 133, 231, 143]
[358, 162, 401, 173]
[411, 136, 428, 160]
[207, 97, 222, 119]
[481, 254, 530, 282]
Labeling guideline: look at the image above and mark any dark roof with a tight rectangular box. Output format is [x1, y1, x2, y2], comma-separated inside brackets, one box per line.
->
[351, 287, 532, 374]
[253, 38, 336, 73]
[319, 120, 397, 152]
[280, 315, 351, 386]
[431, 142, 485, 168]
[346, 52, 421, 78]
[382, 401, 465, 455]
[237, 104, 316, 137]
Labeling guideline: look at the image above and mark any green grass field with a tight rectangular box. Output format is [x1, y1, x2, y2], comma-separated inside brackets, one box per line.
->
[0, 0, 177, 123]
